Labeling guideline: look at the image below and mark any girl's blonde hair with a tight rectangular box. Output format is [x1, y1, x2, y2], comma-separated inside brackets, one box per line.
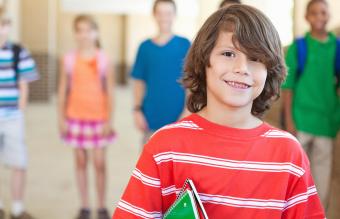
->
[73, 14, 101, 48]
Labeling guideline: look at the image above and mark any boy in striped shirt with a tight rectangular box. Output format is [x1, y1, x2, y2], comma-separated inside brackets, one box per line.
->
[0, 9, 38, 219]
[113, 5, 325, 219]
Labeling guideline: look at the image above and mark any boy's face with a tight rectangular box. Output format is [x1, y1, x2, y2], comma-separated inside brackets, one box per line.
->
[205, 31, 267, 111]
[0, 19, 11, 40]
[305, 1, 329, 32]
[153, 2, 176, 32]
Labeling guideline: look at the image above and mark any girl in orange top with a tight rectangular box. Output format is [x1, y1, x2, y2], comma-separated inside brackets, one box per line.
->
[58, 14, 115, 219]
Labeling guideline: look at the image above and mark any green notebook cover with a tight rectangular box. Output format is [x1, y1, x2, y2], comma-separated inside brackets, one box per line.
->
[163, 179, 209, 219]
[163, 190, 199, 219]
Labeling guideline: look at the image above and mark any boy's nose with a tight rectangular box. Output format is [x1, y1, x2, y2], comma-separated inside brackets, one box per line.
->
[233, 56, 249, 76]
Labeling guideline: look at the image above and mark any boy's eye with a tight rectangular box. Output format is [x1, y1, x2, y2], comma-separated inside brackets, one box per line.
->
[249, 57, 261, 63]
[222, 51, 236, 58]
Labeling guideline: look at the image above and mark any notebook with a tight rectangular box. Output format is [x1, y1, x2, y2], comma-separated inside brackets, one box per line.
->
[163, 179, 209, 219]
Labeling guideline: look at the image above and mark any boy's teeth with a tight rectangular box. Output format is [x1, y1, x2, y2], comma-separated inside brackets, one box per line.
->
[227, 81, 249, 89]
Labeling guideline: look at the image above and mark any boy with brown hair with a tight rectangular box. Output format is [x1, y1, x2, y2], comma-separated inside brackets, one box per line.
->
[113, 4, 325, 218]
[282, 0, 339, 209]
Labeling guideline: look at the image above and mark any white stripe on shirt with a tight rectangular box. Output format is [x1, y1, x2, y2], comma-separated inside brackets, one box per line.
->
[160, 184, 318, 211]
[261, 130, 300, 143]
[132, 168, 161, 188]
[0, 89, 19, 97]
[117, 200, 162, 219]
[0, 50, 13, 59]
[18, 59, 35, 70]
[154, 152, 305, 177]
[0, 69, 15, 79]
[161, 185, 179, 196]
[199, 192, 286, 210]
[283, 186, 318, 211]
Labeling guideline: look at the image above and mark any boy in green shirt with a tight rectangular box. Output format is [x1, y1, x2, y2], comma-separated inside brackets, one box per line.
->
[219, 0, 241, 9]
[282, 0, 340, 209]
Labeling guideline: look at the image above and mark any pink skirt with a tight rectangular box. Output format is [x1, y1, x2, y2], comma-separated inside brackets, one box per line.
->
[62, 119, 116, 149]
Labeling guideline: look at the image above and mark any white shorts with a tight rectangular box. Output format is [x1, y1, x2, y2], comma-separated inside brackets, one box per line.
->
[0, 112, 27, 169]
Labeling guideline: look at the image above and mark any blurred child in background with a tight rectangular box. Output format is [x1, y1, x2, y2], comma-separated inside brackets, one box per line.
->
[131, 0, 191, 145]
[282, 0, 340, 209]
[0, 8, 38, 219]
[58, 14, 115, 219]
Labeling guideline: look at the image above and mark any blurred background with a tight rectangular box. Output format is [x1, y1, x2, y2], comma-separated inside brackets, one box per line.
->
[0, 0, 339, 218]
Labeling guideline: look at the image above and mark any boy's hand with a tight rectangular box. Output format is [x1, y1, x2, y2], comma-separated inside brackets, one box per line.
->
[134, 110, 148, 132]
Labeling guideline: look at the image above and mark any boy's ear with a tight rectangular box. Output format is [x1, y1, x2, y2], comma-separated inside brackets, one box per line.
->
[304, 12, 309, 22]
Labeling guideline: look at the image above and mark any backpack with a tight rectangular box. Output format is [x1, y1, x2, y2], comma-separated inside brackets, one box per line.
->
[295, 37, 340, 87]
[63, 50, 109, 92]
[12, 43, 22, 87]
[280, 37, 340, 129]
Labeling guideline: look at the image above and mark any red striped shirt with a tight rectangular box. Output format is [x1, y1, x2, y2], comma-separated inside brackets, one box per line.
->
[113, 114, 325, 219]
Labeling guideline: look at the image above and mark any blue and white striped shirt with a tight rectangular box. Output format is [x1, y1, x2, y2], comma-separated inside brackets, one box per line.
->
[0, 42, 38, 110]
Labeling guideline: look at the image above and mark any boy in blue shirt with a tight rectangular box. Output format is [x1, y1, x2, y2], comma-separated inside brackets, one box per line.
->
[131, 0, 190, 144]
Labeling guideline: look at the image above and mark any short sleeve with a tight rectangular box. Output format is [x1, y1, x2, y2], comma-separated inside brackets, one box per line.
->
[113, 146, 163, 219]
[282, 151, 325, 219]
[282, 42, 298, 90]
[18, 47, 39, 82]
[131, 43, 146, 81]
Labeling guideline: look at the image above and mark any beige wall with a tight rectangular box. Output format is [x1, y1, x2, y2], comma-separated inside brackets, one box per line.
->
[198, 0, 220, 25]
[21, 0, 49, 52]
[21, 0, 58, 54]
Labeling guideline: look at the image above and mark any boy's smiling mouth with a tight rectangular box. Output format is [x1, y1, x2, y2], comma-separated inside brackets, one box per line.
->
[224, 80, 251, 89]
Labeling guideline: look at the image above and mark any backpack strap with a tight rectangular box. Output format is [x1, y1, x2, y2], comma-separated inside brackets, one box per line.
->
[64, 50, 109, 92]
[281, 37, 308, 130]
[63, 51, 76, 92]
[334, 38, 340, 89]
[96, 50, 108, 77]
[12, 43, 22, 87]
[64, 51, 76, 75]
[96, 50, 109, 90]
[295, 37, 308, 80]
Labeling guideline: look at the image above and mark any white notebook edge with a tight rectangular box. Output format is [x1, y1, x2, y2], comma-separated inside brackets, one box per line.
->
[187, 190, 200, 219]
[186, 179, 209, 219]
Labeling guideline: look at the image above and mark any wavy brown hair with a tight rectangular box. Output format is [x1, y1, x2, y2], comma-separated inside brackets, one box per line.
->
[183, 4, 287, 118]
